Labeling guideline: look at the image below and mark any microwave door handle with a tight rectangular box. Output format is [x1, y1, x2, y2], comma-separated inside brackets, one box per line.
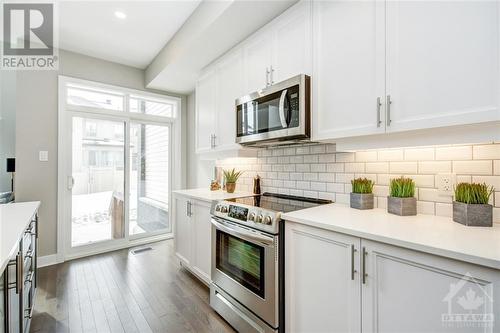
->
[211, 218, 274, 246]
[278, 89, 288, 128]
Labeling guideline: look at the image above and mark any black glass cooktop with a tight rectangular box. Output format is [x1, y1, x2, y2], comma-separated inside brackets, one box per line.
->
[226, 192, 333, 213]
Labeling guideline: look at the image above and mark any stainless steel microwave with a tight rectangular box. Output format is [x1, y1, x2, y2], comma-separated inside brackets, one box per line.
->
[235, 74, 310, 146]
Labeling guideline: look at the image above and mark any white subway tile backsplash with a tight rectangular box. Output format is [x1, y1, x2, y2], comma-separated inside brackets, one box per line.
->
[417, 201, 435, 215]
[327, 163, 344, 173]
[471, 176, 500, 190]
[390, 162, 418, 174]
[327, 183, 344, 193]
[356, 151, 378, 162]
[366, 162, 389, 174]
[303, 173, 318, 181]
[419, 188, 452, 203]
[418, 161, 452, 174]
[336, 152, 355, 163]
[218, 143, 500, 220]
[336, 173, 354, 183]
[494, 207, 500, 223]
[436, 145, 472, 160]
[404, 148, 435, 161]
[311, 164, 327, 172]
[311, 182, 327, 191]
[473, 144, 500, 160]
[345, 163, 365, 173]
[378, 149, 404, 161]
[296, 164, 310, 172]
[435, 203, 452, 217]
[453, 161, 492, 175]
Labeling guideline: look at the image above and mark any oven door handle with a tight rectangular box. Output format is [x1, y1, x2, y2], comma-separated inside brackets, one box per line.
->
[278, 89, 288, 128]
[211, 218, 274, 246]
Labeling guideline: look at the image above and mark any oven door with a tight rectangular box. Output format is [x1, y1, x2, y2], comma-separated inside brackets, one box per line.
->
[211, 217, 279, 328]
[236, 74, 309, 145]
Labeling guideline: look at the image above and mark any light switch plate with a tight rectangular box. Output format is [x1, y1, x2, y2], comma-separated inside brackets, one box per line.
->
[39, 150, 49, 162]
[437, 173, 456, 196]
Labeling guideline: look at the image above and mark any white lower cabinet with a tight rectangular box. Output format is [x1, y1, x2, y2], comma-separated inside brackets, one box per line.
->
[174, 194, 212, 284]
[286, 222, 500, 333]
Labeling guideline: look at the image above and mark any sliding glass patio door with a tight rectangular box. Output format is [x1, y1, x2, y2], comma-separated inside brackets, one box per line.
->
[59, 76, 179, 259]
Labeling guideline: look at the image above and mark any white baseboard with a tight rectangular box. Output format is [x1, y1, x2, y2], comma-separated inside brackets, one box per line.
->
[39, 234, 174, 267]
[38, 254, 62, 268]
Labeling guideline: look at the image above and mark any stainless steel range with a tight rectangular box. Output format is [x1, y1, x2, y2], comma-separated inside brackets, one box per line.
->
[210, 193, 332, 333]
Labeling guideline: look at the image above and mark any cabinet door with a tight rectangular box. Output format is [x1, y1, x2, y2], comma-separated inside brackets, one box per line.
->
[272, 0, 312, 83]
[215, 49, 244, 151]
[386, 1, 500, 132]
[191, 200, 212, 284]
[244, 32, 273, 93]
[285, 222, 361, 333]
[312, 0, 386, 141]
[195, 70, 217, 154]
[174, 196, 192, 266]
[362, 239, 500, 333]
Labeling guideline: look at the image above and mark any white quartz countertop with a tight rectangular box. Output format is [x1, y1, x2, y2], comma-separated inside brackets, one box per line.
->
[0, 201, 40, 273]
[172, 188, 255, 203]
[282, 203, 500, 270]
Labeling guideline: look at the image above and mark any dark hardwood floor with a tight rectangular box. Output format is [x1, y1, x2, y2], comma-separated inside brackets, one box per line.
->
[30, 240, 236, 333]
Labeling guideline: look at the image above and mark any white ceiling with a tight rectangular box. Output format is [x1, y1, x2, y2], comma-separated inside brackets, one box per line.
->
[59, 1, 201, 69]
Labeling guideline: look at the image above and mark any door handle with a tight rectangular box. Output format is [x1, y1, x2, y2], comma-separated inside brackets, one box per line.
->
[386, 95, 392, 126]
[67, 176, 74, 190]
[351, 244, 357, 280]
[361, 247, 368, 284]
[376, 97, 382, 127]
[278, 89, 288, 128]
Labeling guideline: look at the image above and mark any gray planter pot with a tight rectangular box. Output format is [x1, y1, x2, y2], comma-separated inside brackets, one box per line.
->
[387, 196, 417, 216]
[350, 193, 374, 210]
[452, 201, 492, 227]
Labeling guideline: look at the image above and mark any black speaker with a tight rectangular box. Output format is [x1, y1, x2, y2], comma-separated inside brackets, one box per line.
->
[6, 158, 15, 173]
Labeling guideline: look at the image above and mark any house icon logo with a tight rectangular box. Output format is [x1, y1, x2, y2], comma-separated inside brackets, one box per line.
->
[442, 272, 494, 328]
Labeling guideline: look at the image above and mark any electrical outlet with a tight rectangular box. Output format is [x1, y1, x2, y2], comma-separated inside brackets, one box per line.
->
[437, 173, 456, 196]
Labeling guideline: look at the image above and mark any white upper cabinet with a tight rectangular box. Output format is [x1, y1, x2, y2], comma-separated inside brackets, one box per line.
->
[195, 70, 217, 154]
[312, 0, 386, 141]
[385, 1, 500, 132]
[215, 49, 245, 151]
[272, 0, 312, 83]
[244, 33, 273, 93]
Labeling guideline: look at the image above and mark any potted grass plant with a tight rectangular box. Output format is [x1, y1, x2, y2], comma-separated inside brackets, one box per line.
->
[453, 182, 493, 227]
[388, 177, 417, 216]
[350, 178, 374, 210]
[223, 168, 243, 193]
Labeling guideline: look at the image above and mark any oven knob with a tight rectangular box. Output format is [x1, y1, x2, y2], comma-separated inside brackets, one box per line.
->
[215, 205, 221, 212]
[221, 206, 228, 213]
[248, 212, 256, 221]
[263, 216, 273, 225]
[256, 214, 263, 223]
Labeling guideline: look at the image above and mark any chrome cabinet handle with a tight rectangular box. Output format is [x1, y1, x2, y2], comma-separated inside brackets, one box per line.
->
[278, 89, 289, 128]
[362, 247, 368, 284]
[351, 244, 357, 280]
[212, 134, 216, 148]
[266, 67, 271, 87]
[16, 251, 22, 294]
[376, 97, 382, 127]
[186, 201, 190, 217]
[270, 65, 274, 85]
[386, 95, 392, 126]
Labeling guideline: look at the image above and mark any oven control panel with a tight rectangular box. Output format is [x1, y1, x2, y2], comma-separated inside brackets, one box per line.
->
[211, 201, 280, 234]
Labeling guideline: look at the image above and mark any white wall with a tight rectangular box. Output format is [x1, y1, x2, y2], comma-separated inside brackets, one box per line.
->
[15, 50, 185, 256]
[0, 71, 17, 193]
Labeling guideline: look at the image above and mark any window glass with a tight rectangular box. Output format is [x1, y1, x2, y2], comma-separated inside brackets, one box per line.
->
[67, 84, 124, 111]
[130, 95, 175, 118]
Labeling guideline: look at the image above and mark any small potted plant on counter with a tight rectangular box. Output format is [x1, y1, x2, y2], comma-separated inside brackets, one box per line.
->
[223, 168, 243, 193]
[453, 182, 493, 227]
[350, 178, 374, 210]
[388, 177, 416, 216]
